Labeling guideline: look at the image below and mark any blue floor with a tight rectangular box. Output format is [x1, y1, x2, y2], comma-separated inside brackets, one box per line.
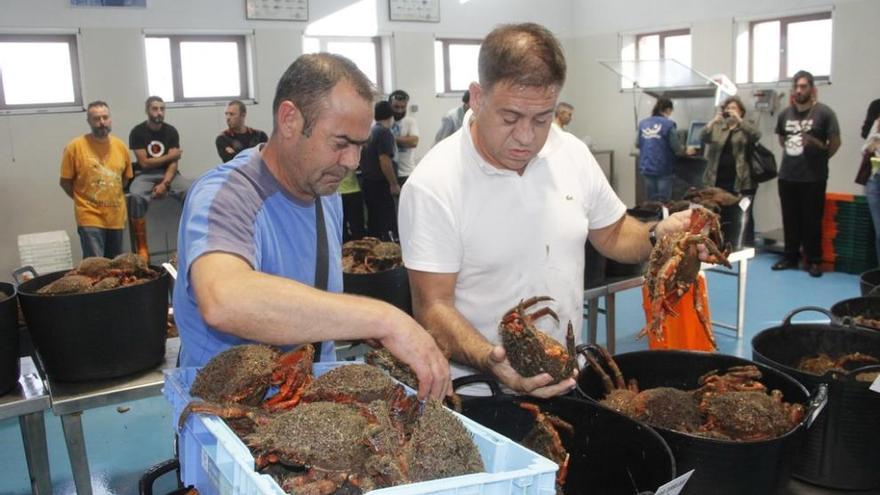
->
[0, 251, 867, 495]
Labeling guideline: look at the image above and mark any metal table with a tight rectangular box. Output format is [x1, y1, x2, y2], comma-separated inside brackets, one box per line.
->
[0, 357, 52, 495]
[702, 247, 755, 339]
[583, 247, 756, 351]
[584, 275, 645, 354]
[42, 337, 180, 495]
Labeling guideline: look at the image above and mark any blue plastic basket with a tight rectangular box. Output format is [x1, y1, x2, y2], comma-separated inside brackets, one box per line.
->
[164, 361, 558, 495]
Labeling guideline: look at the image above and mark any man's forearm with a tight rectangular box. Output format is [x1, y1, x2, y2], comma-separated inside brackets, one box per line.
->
[379, 155, 397, 187]
[397, 135, 418, 148]
[415, 299, 492, 372]
[590, 215, 652, 265]
[163, 162, 178, 185]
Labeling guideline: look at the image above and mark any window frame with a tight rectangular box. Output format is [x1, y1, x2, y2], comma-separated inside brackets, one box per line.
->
[302, 35, 385, 92]
[436, 37, 481, 94]
[0, 33, 83, 113]
[747, 12, 832, 84]
[635, 28, 690, 61]
[144, 33, 250, 104]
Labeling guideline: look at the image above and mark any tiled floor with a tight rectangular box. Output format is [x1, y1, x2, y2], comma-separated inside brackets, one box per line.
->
[0, 251, 875, 494]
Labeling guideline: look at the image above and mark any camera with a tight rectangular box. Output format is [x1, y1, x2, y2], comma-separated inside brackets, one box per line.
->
[722, 111, 731, 119]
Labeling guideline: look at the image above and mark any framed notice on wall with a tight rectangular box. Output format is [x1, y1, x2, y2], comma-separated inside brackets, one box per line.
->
[389, 0, 439, 22]
[246, 0, 308, 21]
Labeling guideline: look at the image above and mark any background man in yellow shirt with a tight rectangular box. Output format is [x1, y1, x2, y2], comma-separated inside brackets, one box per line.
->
[60, 101, 133, 258]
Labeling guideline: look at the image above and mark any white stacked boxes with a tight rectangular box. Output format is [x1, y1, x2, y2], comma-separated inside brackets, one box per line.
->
[18, 231, 74, 274]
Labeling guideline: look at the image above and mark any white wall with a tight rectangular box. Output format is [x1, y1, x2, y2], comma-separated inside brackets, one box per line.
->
[2, 0, 878, 277]
[0, 0, 571, 277]
[565, 0, 880, 235]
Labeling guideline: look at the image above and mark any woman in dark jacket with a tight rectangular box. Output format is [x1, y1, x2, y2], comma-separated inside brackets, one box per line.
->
[700, 96, 761, 244]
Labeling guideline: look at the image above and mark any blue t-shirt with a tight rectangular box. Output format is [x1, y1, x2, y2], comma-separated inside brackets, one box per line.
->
[637, 115, 677, 177]
[174, 146, 341, 367]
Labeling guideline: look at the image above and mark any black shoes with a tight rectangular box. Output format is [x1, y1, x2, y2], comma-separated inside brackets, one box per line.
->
[771, 259, 798, 271]
[808, 263, 823, 278]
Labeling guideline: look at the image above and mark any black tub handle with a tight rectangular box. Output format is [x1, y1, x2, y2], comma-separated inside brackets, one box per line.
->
[452, 374, 502, 397]
[867, 285, 880, 297]
[11, 266, 38, 287]
[781, 306, 837, 327]
[805, 383, 829, 430]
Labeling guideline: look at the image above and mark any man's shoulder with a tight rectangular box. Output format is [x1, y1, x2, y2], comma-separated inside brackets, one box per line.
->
[129, 121, 149, 136]
[108, 135, 128, 149]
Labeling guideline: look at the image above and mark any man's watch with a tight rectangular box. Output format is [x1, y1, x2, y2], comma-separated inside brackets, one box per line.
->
[648, 224, 659, 247]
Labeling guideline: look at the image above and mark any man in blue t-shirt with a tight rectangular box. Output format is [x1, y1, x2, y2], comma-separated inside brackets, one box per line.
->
[173, 53, 451, 400]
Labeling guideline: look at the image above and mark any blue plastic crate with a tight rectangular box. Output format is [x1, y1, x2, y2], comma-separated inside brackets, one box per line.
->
[164, 361, 558, 495]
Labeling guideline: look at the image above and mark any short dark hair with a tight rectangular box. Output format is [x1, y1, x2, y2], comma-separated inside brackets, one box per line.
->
[389, 90, 409, 102]
[87, 100, 109, 112]
[478, 23, 566, 92]
[461, 90, 470, 104]
[272, 53, 375, 137]
[228, 99, 246, 115]
[145, 95, 164, 111]
[721, 96, 746, 117]
[556, 102, 573, 114]
[652, 97, 674, 116]
[375, 100, 393, 121]
[792, 70, 815, 87]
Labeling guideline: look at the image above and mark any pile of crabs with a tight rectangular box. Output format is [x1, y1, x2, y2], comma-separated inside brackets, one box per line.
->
[582, 345, 805, 442]
[342, 238, 403, 274]
[797, 352, 879, 382]
[181, 344, 484, 494]
[37, 253, 157, 295]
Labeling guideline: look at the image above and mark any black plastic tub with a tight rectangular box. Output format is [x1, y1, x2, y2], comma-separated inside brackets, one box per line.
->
[454, 376, 675, 495]
[830, 296, 880, 331]
[17, 268, 169, 382]
[859, 268, 880, 296]
[752, 307, 880, 490]
[576, 349, 822, 495]
[343, 265, 412, 315]
[0, 282, 20, 395]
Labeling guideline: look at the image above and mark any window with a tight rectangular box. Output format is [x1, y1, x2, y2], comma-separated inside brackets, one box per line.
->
[619, 29, 691, 89]
[303, 36, 384, 90]
[434, 38, 481, 94]
[635, 29, 691, 64]
[0, 34, 82, 111]
[736, 12, 832, 84]
[144, 34, 250, 103]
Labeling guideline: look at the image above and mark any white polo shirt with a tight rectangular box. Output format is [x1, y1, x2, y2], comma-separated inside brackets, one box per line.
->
[399, 111, 626, 379]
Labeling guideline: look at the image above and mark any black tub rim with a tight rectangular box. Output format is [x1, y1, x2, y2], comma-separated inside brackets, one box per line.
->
[574, 346, 823, 445]
[453, 374, 677, 492]
[751, 306, 880, 380]
[829, 297, 880, 332]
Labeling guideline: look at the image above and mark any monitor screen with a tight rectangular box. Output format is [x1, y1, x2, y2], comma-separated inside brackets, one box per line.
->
[686, 121, 707, 148]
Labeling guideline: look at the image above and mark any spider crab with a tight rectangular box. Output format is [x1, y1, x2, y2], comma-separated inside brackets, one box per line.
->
[796, 352, 879, 375]
[642, 207, 732, 347]
[498, 296, 577, 382]
[518, 402, 574, 490]
[342, 237, 403, 274]
[37, 253, 158, 294]
[179, 344, 315, 430]
[581, 344, 702, 433]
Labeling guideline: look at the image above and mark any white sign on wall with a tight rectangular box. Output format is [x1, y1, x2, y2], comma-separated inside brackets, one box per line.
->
[246, 0, 308, 21]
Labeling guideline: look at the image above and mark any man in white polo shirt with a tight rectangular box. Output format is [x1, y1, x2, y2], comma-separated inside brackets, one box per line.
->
[399, 23, 693, 398]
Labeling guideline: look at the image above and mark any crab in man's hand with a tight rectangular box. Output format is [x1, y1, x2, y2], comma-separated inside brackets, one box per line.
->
[499, 296, 577, 383]
[642, 207, 731, 348]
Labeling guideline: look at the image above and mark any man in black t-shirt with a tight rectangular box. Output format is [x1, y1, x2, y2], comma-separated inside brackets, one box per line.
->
[359, 101, 398, 240]
[128, 95, 191, 260]
[773, 70, 841, 277]
[215, 100, 268, 163]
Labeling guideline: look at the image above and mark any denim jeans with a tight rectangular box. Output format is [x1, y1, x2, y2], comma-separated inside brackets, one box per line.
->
[643, 174, 674, 202]
[77, 227, 124, 258]
[866, 173, 880, 263]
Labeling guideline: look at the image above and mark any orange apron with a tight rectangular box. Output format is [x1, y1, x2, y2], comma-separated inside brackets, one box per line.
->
[642, 273, 716, 351]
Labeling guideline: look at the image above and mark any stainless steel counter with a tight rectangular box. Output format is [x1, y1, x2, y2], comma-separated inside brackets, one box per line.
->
[0, 357, 52, 495]
[42, 337, 180, 495]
